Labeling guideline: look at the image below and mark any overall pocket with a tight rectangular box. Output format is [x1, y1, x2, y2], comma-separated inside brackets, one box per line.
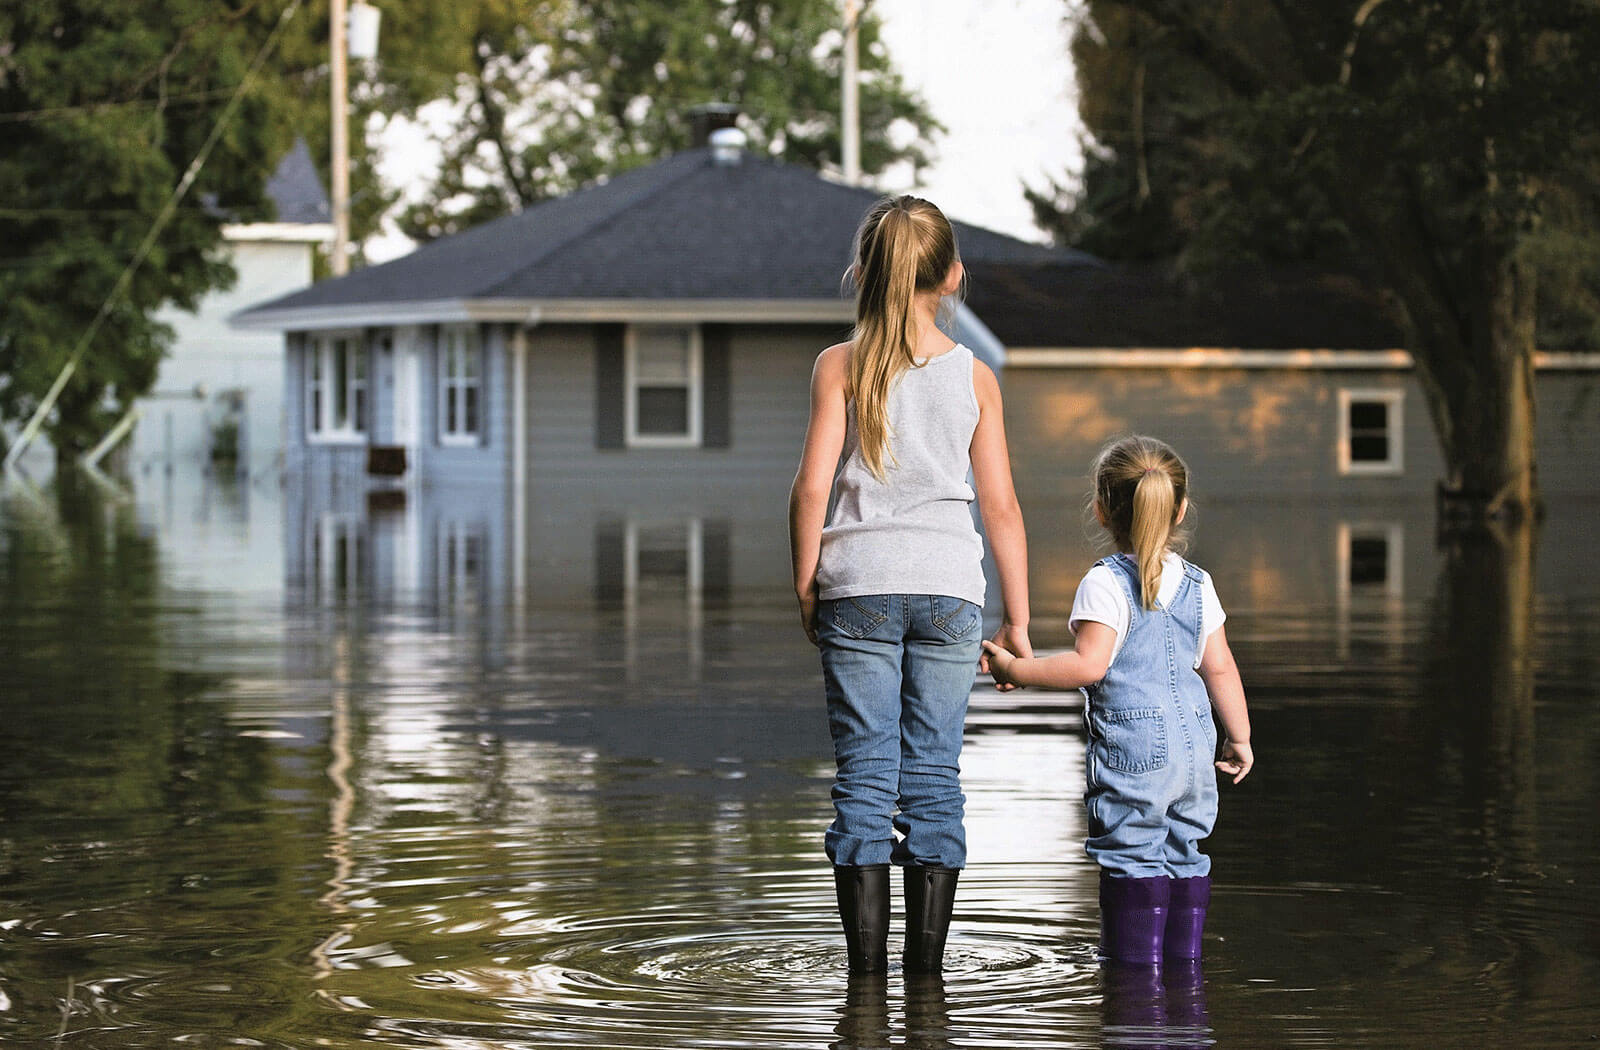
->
[1090, 707, 1169, 774]
[827, 595, 891, 639]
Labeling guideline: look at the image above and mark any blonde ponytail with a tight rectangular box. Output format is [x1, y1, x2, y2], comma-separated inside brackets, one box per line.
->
[1130, 469, 1176, 610]
[846, 196, 960, 480]
[1091, 436, 1190, 610]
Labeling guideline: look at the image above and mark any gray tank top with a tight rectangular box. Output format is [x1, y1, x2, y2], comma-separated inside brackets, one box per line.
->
[816, 343, 987, 607]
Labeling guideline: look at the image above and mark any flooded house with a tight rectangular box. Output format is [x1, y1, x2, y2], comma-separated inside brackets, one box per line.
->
[966, 261, 1600, 617]
[232, 125, 1078, 612]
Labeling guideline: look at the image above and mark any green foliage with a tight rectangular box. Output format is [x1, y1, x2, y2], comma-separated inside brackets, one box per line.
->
[0, 0, 298, 457]
[1036, 0, 1600, 346]
[1034, 0, 1600, 506]
[387, 0, 939, 242]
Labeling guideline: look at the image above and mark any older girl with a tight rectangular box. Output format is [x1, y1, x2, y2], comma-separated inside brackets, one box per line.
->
[789, 195, 1031, 975]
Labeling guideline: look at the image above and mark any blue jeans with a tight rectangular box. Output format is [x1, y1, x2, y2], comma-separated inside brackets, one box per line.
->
[818, 593, 982, 869]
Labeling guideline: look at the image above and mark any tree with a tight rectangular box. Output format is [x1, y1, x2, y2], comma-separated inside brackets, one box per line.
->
[0, 0, 304, 461]
[1031, 0, 1600, 523]
[389, 0, 938, 242]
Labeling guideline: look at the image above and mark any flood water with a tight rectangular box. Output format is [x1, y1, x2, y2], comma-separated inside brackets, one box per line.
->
[2, 469, 1597, 1048]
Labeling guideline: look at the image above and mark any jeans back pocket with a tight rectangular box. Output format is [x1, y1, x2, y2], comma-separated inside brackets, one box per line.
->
[929, 595, 980, 640]
[1090, 707, 1169, 774]
[827, 595, 891, 639]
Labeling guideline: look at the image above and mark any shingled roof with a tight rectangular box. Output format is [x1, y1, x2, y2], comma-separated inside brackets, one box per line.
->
[234, 145, 1090, 329]
[965, 259, 1404, 349]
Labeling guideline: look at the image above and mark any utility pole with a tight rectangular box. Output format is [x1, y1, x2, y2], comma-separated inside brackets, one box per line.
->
[329, 0, 350, 275]
[842, 0, 861, 185]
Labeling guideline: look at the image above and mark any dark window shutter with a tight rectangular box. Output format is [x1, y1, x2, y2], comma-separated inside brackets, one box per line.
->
[596, 323, 625, 449]
[701, 323, 731, 449]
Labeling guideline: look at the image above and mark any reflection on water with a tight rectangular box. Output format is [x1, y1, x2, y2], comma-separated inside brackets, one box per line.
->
[1, 470, 1598, 1048]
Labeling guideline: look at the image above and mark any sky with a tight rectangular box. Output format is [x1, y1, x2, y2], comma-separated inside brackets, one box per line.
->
[368, 0, 1083, 261]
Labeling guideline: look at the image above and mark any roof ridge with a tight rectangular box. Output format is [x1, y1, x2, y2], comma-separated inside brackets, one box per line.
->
[480, 150, 711, 300]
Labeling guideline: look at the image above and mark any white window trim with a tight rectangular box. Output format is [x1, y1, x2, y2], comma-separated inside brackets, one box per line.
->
[305, 330, 368, 444]
[624, 324, 702, 448]
[1337, 388, 1404, 475]
[437, 325, 484, 448]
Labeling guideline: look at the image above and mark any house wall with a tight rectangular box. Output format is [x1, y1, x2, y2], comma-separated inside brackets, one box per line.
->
[1002, 365, 1597, 498]
[134, 237, 316, 474]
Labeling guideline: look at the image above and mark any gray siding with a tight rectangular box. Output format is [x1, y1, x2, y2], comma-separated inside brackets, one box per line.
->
[523, 321, 827, 492]
[999, 366, 1600, 497]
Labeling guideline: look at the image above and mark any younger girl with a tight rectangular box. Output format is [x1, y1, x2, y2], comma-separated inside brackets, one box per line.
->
[983, 436, 1252, 966]
[789, 195, 1031, 975]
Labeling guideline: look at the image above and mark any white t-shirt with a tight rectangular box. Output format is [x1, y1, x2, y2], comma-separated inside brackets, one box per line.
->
[1069, 552, 1226, 669]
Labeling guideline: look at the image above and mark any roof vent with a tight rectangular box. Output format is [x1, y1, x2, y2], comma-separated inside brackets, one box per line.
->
[709, 126, 747, 166]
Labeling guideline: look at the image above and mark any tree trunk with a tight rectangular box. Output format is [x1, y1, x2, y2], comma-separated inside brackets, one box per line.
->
[1414, 249, 1542, 529]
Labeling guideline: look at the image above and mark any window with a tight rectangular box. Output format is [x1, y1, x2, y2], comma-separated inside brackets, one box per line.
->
[1337, 389, 1403, 474]
[439, 326, 482, 445]
[1335, 521, 1404, 657]
[306, 333, 367, 439]
[311, 515, 366, 603]
[437, 519, 484, 608]
[626, 325, 701, 447]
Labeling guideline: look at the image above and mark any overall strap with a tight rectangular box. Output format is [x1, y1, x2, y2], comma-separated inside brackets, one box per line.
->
[1099, 553, 1145, 616]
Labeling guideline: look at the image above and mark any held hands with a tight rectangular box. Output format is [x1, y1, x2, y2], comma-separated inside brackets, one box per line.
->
[979, 625, 1030, 690]
[1216, 739, 1253, 784]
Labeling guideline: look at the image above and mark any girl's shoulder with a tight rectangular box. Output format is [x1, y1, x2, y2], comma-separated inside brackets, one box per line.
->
[813, 342, 852, 386]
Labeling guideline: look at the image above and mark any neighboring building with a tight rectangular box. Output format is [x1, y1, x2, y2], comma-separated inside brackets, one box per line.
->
[232, 129, 1079, 608]
[133, 140, 332, 476]
[966, 259, 1599, 498]
[965, 260, 1600, 617]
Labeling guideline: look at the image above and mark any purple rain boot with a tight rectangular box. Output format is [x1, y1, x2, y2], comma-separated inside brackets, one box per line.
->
[1164, 875, 1211, 961]
[1098, 872, 1171, 965]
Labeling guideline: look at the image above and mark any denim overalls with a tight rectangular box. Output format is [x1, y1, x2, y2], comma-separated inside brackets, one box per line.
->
[1083, 554, 1219, 879]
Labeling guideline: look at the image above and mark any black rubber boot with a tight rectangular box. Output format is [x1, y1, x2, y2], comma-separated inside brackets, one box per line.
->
[834, 864, 890, 974]
[903, 865, 959, 974]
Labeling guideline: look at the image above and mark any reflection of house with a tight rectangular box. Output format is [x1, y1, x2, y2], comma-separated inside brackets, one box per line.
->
[969, 261, 1600, 498]
[133, 141, 332, 475]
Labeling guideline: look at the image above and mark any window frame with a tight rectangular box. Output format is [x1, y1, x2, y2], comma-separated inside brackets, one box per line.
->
[624, 324, 702, 448]
[437, 324, 484, 447]
[1337, 388, 1404, 476]
[305, 330, 368, 443]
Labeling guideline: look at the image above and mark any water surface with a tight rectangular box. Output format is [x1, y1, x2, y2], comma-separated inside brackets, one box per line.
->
[1, 471, 1596, 1048]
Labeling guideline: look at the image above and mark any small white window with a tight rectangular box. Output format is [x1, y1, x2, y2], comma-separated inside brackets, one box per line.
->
[626, 325, 701, 447]
[1337, 389, 1404, 475]
[439, 326, 482, 445]
[306, 333, 367, 440]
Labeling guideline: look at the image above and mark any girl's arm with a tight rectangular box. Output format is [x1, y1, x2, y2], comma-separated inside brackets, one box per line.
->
[969, 360, 1032, 683]
[981, 622, 1115, 690]
[1197, 625, 1253, 783]
[788, 344, 850, 645]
